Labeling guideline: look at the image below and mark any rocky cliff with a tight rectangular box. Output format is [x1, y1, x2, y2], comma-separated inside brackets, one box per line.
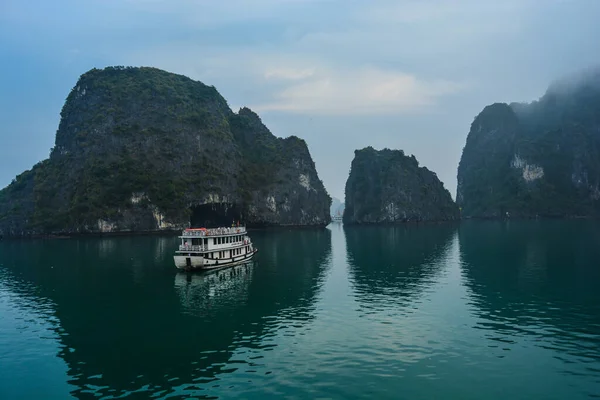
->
[457, 67, 600, 218]
[0, 66, 331, 237]
[343, 147, 459, 224]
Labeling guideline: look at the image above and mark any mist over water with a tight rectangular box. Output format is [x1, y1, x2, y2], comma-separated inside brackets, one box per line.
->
[1, 221, 599, 399]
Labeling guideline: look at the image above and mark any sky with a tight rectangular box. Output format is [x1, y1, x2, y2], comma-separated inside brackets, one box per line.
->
[2, 0, 600, 201]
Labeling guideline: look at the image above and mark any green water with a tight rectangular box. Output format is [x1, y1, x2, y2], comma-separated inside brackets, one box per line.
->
[1, 221, 600, 399]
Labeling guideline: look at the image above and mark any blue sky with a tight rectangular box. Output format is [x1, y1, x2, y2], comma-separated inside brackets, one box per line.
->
[2, 0, 600, 200]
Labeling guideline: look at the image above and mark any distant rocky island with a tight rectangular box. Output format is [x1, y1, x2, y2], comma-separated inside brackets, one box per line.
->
[344, 147, 459, 224]
[0, 66, 331, 237]
[330, 197, 345, 218]
[457, 67, 600, 218]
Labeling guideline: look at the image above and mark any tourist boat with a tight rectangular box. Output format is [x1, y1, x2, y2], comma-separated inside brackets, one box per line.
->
[173, 225, 258, 271]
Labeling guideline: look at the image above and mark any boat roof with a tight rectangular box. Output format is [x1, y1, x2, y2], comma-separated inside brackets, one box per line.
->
[180, 226, 247, 238]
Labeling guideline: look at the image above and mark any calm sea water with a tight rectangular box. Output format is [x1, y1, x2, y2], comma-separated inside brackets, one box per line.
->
[1, 221, 600, 399]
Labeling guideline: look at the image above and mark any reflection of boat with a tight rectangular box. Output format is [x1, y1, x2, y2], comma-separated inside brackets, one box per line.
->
[173, 225, 258, 271]
[174, 263, 255, 312]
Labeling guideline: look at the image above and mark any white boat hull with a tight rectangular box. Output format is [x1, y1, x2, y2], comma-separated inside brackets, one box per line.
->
[174, 249, 258, 271]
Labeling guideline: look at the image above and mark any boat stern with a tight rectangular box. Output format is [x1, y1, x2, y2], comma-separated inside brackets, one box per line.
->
[174, 254, 205, 270]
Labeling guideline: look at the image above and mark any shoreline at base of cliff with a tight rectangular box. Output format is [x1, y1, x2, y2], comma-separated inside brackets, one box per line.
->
[0, 223, 332, 240]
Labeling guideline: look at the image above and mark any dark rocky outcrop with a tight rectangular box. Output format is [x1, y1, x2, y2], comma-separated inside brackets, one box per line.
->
[0, 66, 331, 237]
[457, 67, 600, 218]
[343, 147, 459, 224]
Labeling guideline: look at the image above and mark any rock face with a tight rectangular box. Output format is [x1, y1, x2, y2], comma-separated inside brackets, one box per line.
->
[343, 147, 459, 224]
[457, 68, 600, 218]
[0, 66, 331, 237]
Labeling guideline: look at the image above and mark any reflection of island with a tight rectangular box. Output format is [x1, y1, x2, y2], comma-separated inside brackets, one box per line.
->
[344, 224, 456, 308]
[459, 220, 600, 357]
[0, 229, 331, 398]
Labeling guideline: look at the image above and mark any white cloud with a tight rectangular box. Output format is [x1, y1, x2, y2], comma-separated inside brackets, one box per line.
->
[264, 67, 316, 80]
[253, 66, 464, 115]
[125, 44, 464, 116]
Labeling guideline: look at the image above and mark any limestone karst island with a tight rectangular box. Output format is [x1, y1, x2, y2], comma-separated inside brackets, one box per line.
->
[4, 2, 600, 398]
[2, 66, 600, 238]
[457, 69, 600, 218]
[0, 67, 332, 237]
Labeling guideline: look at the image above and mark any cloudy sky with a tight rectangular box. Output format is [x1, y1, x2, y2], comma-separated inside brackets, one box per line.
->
[2, 0, 600, 200]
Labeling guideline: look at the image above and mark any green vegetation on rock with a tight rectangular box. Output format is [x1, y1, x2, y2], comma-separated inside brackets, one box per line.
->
[344, 147, 459, 224]
[0, 66, 331, 237]
[457, 68, 600, 218]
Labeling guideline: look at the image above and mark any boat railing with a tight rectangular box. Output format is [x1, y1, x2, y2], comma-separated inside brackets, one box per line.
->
[182, 226, 246, 237]
[179, 245, 206, 252]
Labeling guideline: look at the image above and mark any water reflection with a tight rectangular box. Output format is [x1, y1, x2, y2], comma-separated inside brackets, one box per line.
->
[459, 220, 600, 381]
[0, 228, 331, 398]
[344, 224, 456, 314]
[174, 263, 255, 317]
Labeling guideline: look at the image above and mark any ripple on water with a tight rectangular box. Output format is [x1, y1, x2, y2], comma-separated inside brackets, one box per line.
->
[2, 225, 600, 399]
